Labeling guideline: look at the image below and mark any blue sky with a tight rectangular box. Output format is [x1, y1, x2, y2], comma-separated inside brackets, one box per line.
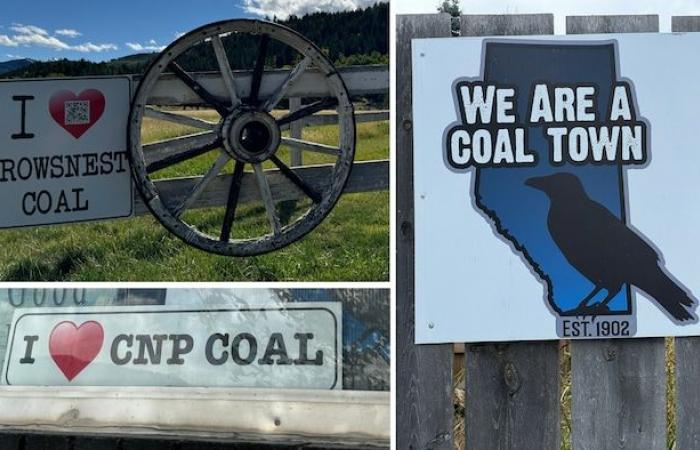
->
[1, 0, 377, 62]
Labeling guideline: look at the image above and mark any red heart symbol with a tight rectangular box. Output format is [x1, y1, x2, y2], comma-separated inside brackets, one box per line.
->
[49, 321, 104, 381]
[49, 89, 106, 139]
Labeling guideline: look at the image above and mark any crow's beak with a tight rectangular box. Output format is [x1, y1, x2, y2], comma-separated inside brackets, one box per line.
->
[525, 176, 547, 191]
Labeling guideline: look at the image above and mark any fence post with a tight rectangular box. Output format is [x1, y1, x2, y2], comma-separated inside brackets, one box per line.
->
[289, 97, 303, 167]
[458, 14, 561, 450]
[396, 13, 454, 450]
[566, 16, 667, 450]
[671, 14, 700, 450]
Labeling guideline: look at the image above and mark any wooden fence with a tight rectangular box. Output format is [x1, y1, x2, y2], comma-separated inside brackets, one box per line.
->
[397, 13, 700, 450]
[134, 65, 389, 216]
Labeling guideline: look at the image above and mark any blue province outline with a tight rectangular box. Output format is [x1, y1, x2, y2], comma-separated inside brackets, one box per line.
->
[474, 41, 631, 315]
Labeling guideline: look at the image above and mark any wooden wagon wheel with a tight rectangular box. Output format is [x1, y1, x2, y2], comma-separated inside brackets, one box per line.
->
[128, 19, 355, 256]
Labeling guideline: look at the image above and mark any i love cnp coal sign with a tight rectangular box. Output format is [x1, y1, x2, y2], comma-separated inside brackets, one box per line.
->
[0, 77, 132, 228]
[412, 33, 700, 343]
[2, 304, 341, 388]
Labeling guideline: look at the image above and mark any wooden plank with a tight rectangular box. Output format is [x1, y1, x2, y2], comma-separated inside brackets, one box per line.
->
[281, 110, 389, 129]
[132, 159, 389, 216]
[670, 16, 700, 450]
[672, 15, 700, 31]
[143, 65, 388, 106]
[460, 14, 553, 35]
[675, 337, 700, 449]
[0, 387, 389, 448]
[459, 13, 560, 450]
[289, 97, 303, 167]
[568, 17, 665, 450]
[465, 343, 560, 449]
[396, 13, 454, 450]
[566, 15, 659, 34]
[571, 339, 666, 449]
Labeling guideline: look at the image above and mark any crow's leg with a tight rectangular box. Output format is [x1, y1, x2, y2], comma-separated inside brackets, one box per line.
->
[575, 286, 603, 310]
[598, 285, 623, 307]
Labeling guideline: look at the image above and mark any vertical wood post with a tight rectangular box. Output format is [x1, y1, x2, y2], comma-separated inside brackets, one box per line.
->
[567, 16, 666, 450]
[671, 15, 700, 450]
[289, 97, 303, 167]
[396, 13, 454, 450]
[459, 14, 561, 450]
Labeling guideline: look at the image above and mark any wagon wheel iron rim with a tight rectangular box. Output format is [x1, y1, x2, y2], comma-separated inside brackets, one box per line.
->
[128, 19, 356, 256]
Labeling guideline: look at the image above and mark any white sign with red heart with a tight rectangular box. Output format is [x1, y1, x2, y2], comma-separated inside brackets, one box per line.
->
[1, 304, 342, 389]
[0, 77, 132, 228]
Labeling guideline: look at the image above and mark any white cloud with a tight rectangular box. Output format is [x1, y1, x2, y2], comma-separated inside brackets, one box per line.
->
[243, 0, 379, 19]
[55, 28, 82, 38]
[10, 24, 49, 36]
[126, 41, 166, 52]
[0, 23, 117, 53]
[175, 31, 186, 38]
[0, 35, 17, 47]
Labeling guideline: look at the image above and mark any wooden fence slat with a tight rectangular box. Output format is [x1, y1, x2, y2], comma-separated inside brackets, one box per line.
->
[566, 15, 659, 34]
[672, 15, 700, 32]
[571, 339, 666, 449]
[465, 343, 560, 449]
[674, 337, 700, 449]
[671, 14, 700, 450]
[459, 13, 560, 450]
[397, 13, 454, 450]
[132, 159, 388, 215]
[460, 14, 553, 36]
[568, 15, 666, 450]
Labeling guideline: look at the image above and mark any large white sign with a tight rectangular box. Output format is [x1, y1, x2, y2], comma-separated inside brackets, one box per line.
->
[2, 304, 341, 389]
[0, 77, 132, 228]
[413, 32, 700, 343]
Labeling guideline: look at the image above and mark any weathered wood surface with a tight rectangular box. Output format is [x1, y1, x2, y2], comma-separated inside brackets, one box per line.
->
[567, 15, 666, 450]
[458, 13, 560, 450]
[566, 15, 659, 34]
[674, 337, 700, 449]
[671, 13, 700, 450]
[0, 387, 390, 449]
[672, 15, 700, 32]
[460, 14, 553, 36]
[571, 339, 666, 449]
[465, 343, 560, 450]
[143, 65, 388, 106]
[133, 159, 388, 216]
[396, 13, 454, 450]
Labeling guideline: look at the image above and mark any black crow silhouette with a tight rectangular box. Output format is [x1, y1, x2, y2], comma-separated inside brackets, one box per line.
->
[526, 172, 696, 321]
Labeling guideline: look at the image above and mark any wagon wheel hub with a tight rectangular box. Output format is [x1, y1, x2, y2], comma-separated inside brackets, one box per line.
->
[222, 110, 281, 163]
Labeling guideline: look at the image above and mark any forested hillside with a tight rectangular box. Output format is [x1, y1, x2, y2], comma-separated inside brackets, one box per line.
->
[1, 3, 388, 79]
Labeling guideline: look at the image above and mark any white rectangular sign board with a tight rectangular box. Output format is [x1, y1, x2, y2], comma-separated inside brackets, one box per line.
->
[0, 77, 132, 228]
[2, 303, 341, 389]
[413, 32, 700, 343]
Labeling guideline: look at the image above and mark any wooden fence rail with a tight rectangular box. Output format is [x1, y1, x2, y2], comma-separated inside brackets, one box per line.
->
[397, 13, 700, 450]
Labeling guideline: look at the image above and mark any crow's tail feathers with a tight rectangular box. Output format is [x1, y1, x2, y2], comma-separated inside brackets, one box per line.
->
[637, 266, 697, 322]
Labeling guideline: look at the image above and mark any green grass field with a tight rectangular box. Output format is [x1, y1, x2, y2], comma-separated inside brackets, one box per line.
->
[0, 112, 389, 281]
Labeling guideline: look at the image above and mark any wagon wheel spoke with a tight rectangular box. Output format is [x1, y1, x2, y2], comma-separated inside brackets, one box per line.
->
[144, 132, 222, 173]
[220, 161, 246, 242]
[211, 35, 241, 109]
[172, 151, 230, 218]
[281, 137, 340, 157]
[277, 98, 338, 127]
[249, 34, 270, 106]
[269, 155, 322, 203]
[145, 107, 217, 130]
[168, 61, 230, 115]
[263, 56, 313, 111]
[253, 163, 282, 235]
